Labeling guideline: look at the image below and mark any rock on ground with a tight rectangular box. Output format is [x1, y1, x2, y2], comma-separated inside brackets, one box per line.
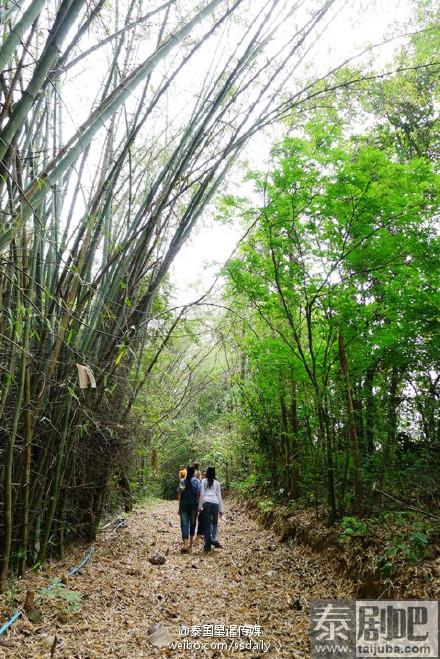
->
[0, 498, 354, 658]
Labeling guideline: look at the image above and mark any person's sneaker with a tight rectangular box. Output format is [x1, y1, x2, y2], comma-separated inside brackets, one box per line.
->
[213, 541, 222, 549]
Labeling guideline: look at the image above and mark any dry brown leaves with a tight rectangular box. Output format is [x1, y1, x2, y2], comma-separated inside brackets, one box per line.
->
[0, 498, 358, 658]
[255, 502, 440, 601]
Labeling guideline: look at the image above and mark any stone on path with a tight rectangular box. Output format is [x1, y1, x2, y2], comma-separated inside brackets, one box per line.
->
[147, 623, 172, 648]
[148, 552, 166, 565]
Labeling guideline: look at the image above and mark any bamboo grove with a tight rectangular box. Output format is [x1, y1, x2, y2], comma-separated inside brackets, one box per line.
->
[132, 13, 439, 533]
[0, 0, 363, 589]
[1, 0, 439, 591]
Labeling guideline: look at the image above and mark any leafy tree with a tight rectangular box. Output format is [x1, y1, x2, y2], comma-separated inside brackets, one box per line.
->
[223, 114, 440, 519]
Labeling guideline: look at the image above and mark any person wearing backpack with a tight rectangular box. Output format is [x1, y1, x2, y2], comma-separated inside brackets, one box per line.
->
[199, 466, 224, 553]
[192, 461, 202, 480]
[178, 465, 200, 553]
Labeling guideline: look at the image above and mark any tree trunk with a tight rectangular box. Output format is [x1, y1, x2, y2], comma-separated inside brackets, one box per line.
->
[318, 402, 337, 523]
[279, 393, 290, 494]
[338, 330, 363, 513]
[381, 367, 400, 492]
[289, 380, 300, 499]
[1, 288, 28, 591]
[118, 470, 133, 512]
[364, 366, 375, 453]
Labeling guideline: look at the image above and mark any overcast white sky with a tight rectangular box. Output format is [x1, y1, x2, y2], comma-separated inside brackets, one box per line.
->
[170, 0, 414, 305]
[52, 0, 415, 308]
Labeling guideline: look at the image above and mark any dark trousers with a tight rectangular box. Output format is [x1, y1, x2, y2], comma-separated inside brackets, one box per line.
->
[180, 508, 197, 540]
[202, 501, 219, 551]
[197, 510, 204, 536]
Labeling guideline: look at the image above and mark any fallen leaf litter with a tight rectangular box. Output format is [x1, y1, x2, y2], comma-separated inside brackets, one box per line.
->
[0, 498, 356, 658]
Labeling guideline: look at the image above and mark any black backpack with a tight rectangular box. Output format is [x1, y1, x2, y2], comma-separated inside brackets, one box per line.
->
[180, 478, 197, 510]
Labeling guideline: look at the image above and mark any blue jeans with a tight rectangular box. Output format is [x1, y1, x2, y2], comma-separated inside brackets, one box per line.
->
[202, 502, 219, 551]
[180, 509, 197, 540]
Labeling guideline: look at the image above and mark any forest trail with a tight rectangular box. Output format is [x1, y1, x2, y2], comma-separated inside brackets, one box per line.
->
[1, 499, 355, 658]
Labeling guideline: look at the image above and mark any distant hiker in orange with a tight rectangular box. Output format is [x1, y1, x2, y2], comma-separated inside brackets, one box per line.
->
[176, 464, 187, 500]
[178, 465, 201, 553]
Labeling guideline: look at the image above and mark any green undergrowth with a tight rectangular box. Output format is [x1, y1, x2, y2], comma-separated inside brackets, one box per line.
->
[233, 482, 439, 578]
[39, 579, 82, 616]
[339, 512, 439, 577]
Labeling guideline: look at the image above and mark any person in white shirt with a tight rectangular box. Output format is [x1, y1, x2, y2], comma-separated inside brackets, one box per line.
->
[198, 466, 224, 552]
[196, 470, 207, 545]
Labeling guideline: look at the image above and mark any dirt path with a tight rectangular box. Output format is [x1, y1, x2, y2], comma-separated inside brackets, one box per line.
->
[0, 498, 355, 658]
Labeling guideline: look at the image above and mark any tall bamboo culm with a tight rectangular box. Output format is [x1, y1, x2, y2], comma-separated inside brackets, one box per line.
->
[0, 0, 341, 589]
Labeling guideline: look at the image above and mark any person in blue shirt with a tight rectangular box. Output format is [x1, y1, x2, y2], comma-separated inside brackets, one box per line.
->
[178, 465, 201, 553]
